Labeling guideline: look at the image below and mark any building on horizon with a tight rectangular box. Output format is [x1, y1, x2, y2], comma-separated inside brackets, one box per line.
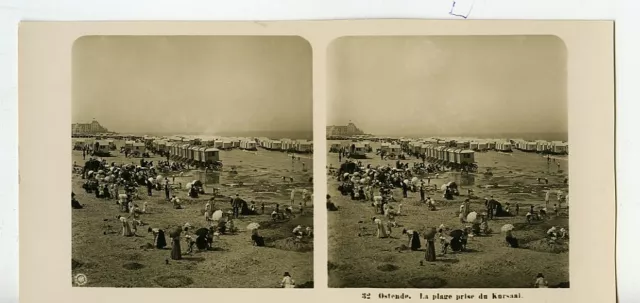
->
[327, 122, 365, 137]
[72, 119, 110, 134]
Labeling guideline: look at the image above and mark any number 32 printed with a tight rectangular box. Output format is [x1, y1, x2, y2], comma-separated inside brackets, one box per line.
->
[362, 293, 371, 299]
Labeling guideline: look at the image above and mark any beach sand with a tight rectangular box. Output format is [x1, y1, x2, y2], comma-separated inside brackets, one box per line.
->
[71, 140, 314, 288]
[327, 141, 569, 288]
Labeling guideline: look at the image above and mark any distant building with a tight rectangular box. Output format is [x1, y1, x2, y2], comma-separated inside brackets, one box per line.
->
[327, 123, 364, 136]
[72, 119, 109, 134]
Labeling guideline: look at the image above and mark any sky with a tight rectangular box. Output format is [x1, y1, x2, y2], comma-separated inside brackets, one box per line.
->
[327, 36, 568, 138]
[72, 36, 312, 135]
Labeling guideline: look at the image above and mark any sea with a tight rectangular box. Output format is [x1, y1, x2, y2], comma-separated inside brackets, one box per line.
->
[371, 132, 568, 142]
[130, 131, 313, 141]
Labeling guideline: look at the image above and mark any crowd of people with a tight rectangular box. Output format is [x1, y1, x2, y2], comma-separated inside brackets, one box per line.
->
[328, 151, 569, 287]
[73, 145, 314, 288]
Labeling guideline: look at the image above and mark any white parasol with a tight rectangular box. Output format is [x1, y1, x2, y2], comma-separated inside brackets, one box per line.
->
[210, 210, 224, 221]
[466, 212, 478, 223]
[246, 222, 260, 230]
[501, 224, 515, 233]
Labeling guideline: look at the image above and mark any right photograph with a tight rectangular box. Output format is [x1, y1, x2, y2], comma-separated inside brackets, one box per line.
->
[326, 36, 569, 288]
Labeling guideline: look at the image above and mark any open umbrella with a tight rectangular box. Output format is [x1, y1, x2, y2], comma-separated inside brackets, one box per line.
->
[449, 229, 464, 238]
[194, 227, 210, 237]
[501, 224, 515, 233]
[246, 222, 260, 230]
[466, 212, 478, 223]
[210, 210, 224, 221]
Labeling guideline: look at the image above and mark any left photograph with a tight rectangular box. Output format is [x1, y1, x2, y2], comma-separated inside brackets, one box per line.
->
[71, 36, 314, 288]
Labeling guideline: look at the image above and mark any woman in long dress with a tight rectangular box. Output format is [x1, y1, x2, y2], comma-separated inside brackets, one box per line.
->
[204, 202, 211, 223]
[373, 217, 388, 238]
[424, 228, 437, 262]
[149, 228, 167, 249]
[170, 232, 182, 260]
[403, 229, 421, 251]
[118, 216, 133, 237]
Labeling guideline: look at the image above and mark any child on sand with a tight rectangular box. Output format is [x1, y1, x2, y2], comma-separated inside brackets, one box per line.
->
[438, 228, 449, 255]
[185, 235, 195, 255]
[281, 272, 296, 288]
[534, 273, 549, 288]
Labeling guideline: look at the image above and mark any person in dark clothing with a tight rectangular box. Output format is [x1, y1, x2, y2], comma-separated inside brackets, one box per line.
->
[326, 195, 339, 211]
[232, 194, 241, 218]
[251, 229, 265, 246]
[165, 184, 170, 200]
[402, 182, 408, 198]
[261, 202, 265, 214]
[149, 228, 167, 249]
[217, 220, 227, 234]
[505, 231, 519, 248]
[195, 234, 208, 251]
[72, 192, 83, 209]
[419, 185, 425, 202]
[146, 180, 153, 196]
[487, 202, 494, 220]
